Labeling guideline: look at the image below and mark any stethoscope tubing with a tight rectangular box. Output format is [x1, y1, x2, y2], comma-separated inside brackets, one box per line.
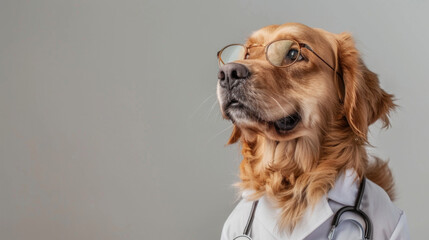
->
[233, 200, 259, 240]
[243, 200, 259, 236]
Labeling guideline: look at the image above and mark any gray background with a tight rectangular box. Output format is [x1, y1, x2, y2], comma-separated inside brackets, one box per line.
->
[0, 0, 427, 239]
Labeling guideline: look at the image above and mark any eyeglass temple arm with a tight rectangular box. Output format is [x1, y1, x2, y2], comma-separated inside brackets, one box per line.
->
[302, 44, 343, 80]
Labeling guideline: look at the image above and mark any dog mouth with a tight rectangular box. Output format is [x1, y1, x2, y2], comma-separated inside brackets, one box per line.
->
[226, 99, 241, 108]
[224, 99, 301, 133]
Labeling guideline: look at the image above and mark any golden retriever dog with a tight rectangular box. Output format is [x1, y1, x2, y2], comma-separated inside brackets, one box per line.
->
[217, 23, 409, 239]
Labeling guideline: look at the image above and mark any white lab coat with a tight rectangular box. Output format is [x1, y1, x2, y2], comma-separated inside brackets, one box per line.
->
[221, 170, 410, 240]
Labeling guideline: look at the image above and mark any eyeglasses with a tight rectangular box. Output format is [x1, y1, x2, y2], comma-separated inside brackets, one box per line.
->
[217, 39, 341, 77]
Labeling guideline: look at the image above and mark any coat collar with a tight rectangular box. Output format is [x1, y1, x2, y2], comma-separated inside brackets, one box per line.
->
[242, 169, 359, 240]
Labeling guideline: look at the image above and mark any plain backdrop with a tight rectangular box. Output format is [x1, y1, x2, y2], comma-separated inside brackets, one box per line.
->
[1, 0, 428, 239]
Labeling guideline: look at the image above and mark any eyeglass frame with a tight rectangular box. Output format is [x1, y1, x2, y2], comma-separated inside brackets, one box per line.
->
[217, 40, 342, 79]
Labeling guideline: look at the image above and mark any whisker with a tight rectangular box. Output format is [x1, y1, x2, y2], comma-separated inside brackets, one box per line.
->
[207, 124, 233, 143]
[269, 95, 287, 116]
[206, 99, 220, 120]
[189, 94, 216, 120]
[274, 93, 300, 115]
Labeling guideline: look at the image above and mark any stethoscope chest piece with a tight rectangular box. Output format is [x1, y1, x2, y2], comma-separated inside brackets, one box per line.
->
[233, 235, 252, 240]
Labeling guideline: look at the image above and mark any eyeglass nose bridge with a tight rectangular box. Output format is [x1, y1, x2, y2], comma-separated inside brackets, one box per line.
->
[244, 43, 266, 58]
[245, 43, 266, 49]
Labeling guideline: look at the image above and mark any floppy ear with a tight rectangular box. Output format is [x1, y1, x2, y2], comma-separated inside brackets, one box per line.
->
[227, 125, 242, 144]
[336, 33, 396, 141]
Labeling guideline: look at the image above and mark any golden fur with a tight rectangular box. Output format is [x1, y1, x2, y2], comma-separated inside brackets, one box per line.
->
[217, 23, 396, 232]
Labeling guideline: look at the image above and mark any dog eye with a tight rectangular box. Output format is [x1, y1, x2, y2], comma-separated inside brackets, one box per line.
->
[285, 49, 303, 61]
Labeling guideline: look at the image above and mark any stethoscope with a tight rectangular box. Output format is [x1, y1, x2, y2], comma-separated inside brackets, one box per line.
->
[233, 177, 373, 240]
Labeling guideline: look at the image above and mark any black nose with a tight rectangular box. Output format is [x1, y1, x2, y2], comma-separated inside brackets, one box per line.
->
[218, 63, 250, 89]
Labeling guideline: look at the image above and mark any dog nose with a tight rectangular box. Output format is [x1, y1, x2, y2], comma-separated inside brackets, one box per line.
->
[218, 63, 250, 89]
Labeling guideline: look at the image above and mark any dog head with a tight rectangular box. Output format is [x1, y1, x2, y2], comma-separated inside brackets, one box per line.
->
[217, 22, 394, 146]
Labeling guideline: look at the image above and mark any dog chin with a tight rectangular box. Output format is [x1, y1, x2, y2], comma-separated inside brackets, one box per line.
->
[226, 109, 250, 122]
[225, 108, 264, 128]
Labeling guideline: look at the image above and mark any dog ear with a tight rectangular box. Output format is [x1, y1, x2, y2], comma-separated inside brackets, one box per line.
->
[227, 125, 242, 144]
[336, 33, 395, 141]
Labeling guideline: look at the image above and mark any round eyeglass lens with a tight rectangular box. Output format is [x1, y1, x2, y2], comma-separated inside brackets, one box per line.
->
[266, 40, 300, 67]
[219, 44, 246, 65]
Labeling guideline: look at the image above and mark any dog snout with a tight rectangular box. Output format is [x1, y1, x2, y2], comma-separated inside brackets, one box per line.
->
[218, 63, 250, 90]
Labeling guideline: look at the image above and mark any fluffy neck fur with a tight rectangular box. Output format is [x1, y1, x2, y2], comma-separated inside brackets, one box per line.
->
[236, 113, 384, 232]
